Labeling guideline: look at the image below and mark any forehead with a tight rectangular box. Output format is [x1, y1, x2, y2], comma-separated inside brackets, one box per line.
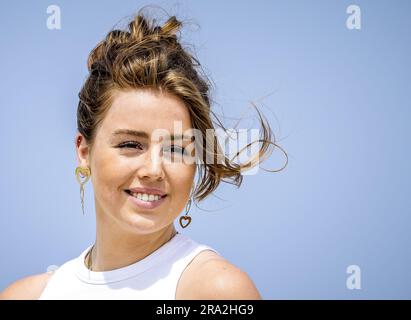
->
[100, 88, 192, 135]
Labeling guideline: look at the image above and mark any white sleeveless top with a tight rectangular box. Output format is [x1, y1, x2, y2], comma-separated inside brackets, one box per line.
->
[38, 233, 220, 300]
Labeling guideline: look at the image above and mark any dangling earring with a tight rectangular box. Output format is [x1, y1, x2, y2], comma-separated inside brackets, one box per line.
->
[75, 166, 91, 215]
[179, 185, 194, 228]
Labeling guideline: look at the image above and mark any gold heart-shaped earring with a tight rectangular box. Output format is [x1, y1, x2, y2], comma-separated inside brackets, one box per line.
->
[75, 166, 91, 215]
[179, 215, 192, 229]
[179, 185, 194, 228]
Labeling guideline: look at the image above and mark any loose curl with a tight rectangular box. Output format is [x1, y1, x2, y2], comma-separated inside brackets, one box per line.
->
[77, 6, 288, 205]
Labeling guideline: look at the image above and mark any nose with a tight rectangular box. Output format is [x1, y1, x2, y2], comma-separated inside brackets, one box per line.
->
[137, 144, 165, 181]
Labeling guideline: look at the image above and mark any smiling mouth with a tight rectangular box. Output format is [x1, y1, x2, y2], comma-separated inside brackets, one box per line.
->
[124, 190, 167, 199]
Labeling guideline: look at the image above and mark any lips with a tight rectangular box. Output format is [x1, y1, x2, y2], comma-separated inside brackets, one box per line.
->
[125, 190, 167, 210]
[126, 187, 166, 197]
[124, 190, 167, 198]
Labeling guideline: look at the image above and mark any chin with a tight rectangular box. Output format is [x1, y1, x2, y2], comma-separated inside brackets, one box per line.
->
[119, 211, 163, 234]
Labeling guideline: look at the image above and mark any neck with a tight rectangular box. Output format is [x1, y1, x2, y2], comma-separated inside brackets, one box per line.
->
[87, 211, 178, 272]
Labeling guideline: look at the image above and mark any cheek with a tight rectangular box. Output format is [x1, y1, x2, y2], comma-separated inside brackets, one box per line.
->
[91, 152, 130, 201]
[168, 164, 196, 199]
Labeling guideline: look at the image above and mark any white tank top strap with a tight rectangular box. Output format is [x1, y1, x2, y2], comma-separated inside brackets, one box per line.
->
[165, 238, 221, 299]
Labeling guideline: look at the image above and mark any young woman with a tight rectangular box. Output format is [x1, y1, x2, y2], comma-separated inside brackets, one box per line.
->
[1, 7, 286, 300]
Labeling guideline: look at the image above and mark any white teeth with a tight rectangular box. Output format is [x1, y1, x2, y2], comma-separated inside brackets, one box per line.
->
[129, 192, 161, 202]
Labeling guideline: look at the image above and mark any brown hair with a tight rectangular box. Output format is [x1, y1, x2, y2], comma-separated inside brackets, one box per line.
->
[77, 6, 288, 205]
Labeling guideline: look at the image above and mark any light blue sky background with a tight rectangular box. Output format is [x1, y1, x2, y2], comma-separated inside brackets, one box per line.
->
[1, 0, 410, 299]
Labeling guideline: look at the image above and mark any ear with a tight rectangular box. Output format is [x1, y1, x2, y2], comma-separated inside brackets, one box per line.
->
[75, 133, 90, 167]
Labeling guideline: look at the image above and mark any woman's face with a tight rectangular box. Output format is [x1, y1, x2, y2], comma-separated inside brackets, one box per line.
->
[76, 88, 196, 234]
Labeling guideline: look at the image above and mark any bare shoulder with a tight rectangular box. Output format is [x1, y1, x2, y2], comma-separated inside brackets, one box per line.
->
[176, 250, 262, 300]
[0, 272, 53, 300]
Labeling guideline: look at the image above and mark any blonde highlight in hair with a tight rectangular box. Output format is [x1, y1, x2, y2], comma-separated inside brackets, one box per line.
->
[77, 6, 288, 204]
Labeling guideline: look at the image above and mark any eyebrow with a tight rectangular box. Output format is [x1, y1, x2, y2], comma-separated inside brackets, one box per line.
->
[112, 129, 195, 141]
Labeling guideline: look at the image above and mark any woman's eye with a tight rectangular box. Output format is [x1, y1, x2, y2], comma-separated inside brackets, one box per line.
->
[117, 141, 143, 150]
[115, 142, 185, 154]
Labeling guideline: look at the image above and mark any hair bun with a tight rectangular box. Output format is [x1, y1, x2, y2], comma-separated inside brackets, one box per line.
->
[86, 14, 183, 72]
